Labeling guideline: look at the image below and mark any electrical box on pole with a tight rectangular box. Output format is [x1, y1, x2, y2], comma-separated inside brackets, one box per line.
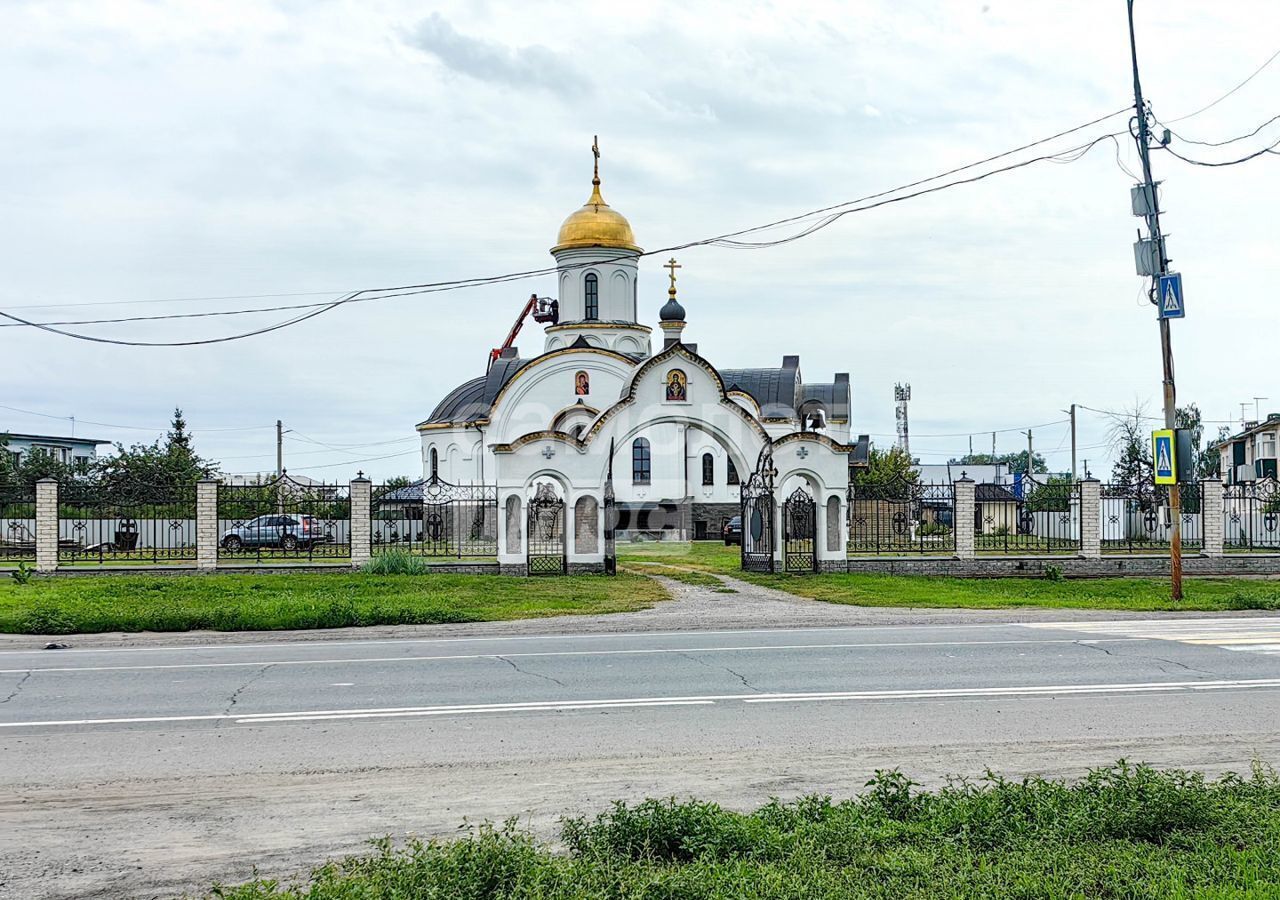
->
[1130, 182, 1162, 217]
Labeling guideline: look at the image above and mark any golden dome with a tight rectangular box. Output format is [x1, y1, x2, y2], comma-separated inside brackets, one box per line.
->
[551, 139, 641, 254]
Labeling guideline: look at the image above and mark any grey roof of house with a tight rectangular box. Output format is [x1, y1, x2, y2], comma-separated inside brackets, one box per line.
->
[975, 483, 1019, 502]
[376, 480, 424, 503]
[1, 432, 110, 446]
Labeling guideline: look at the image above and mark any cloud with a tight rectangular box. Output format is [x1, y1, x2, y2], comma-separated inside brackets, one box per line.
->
[403, 12, 584, 96]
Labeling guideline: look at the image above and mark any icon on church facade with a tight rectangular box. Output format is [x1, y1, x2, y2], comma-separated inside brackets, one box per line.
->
[575, 371, 590, 396]
[666, 369, 687, 402]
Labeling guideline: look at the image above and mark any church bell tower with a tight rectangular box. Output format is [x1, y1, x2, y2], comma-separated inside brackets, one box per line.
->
[544, 138, 652, 358]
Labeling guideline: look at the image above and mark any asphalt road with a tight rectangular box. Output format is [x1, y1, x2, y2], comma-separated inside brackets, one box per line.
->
[5, 616, 1280, 898]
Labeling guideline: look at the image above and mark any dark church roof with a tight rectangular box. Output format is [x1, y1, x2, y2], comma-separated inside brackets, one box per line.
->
[421, 351, 527, 426]
[720, 355, 801, 419]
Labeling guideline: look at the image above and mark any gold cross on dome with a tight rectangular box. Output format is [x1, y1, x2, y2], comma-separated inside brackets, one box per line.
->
[591, 135, 600, 184]
[664, 258, 681, 293]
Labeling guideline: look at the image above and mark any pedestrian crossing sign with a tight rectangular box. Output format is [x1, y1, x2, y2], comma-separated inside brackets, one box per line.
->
[1153, 429, 1177, 484]
[1158, 273, 1184, 319]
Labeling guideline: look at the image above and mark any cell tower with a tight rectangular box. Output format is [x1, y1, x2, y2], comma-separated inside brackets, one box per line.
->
[894, 383, 911, 456]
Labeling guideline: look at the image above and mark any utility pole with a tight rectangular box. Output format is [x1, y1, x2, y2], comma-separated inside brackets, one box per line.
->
[1127, 0, 1181, 600]
[1069, 404, 1078, 481]
[1025, 429, 1034, 475]
[276, 419, 284, 477]
[991, 431, 996, 460]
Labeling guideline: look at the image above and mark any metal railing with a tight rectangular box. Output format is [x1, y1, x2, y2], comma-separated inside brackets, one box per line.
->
[217, 475, 351, 562]
[57, 481, 198, 565]
[1224, 480, 1280, 552]
[974, 477, 1080, 554]
[371, 477, 498, 559]
[847, 479, 956, 555]
[1101, 481, 1203, 553]
[0, 485, 37, 561]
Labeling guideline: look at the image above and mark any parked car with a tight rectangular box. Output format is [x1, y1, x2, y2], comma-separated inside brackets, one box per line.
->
[723, 515, 742, 546]
[221, 514, 329, 552]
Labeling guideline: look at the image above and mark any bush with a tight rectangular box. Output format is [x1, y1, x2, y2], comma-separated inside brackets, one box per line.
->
[1226, 591, 1280, 611]
[362, 549, 430, 575]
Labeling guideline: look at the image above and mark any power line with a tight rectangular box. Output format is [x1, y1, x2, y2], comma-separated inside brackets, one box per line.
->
[1164, 44, 1280, 123]
[1158, 112, 1280, 148]
[1160, 135, 1280, 167]
[0, 108, 1132, 346]
[0, 289, 346, 313]
[0, 402, 273, 433]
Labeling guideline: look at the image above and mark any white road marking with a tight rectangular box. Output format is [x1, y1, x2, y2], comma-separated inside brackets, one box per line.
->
[1025, 617, 1280, 657]
[0, 637, 1152, 674]
[4, 677, 1280, 729]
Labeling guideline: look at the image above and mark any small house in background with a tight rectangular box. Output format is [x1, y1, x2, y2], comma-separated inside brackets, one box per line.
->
[974, 483, 1020, 534]
[1, 432, 109, 472]
[1213, 414, 1280, 484]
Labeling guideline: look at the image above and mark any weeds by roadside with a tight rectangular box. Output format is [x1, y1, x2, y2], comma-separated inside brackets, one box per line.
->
[210, 761, 1280, 898]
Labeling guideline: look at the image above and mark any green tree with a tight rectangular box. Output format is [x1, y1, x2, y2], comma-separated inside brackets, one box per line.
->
[852, 446, 918, 499]
[950, 451, 1048, 474]
[92, 408, 219, 493]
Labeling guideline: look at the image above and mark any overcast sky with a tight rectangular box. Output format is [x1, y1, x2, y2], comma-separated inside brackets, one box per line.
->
[2, 0, 1277, 481]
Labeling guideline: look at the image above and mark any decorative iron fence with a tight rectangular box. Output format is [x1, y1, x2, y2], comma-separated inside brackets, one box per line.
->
[1101, 481, 1203, 553]
[0, 484, 37, 561]
[1224, 480, 1280, 552]
[371, 477, 498, 559]
[974, 477, 1080, 554]
[217, 475, 351, 562]
[57, 481, 198, 564]
[847, 478, 955, 555]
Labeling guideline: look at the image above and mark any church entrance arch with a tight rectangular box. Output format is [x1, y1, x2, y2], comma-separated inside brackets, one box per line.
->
[526, 482, 566, 575]
[783, 484, 818, 573]
[740, 449, 776, 573]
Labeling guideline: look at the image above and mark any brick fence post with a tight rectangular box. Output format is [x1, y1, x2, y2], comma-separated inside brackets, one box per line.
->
[1201, 477, 1224, 557]
[954, 477, 975, 559]
[350, 474, 372, 569]
[35, 478, 58, 573]
[1079, 478, 1101, 559]
[196, 478, 219, 571]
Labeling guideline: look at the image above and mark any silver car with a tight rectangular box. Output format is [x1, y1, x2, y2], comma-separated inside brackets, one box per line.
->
[221, 514, 328, 552]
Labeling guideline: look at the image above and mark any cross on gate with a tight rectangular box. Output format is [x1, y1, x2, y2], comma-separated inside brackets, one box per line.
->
[542, 446, 555, 459]
[796, 447, 809, 458]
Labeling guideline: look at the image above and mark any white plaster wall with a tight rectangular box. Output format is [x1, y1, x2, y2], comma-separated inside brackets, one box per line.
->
[487, 351, 635, 445]
[551, 247, 639, 323]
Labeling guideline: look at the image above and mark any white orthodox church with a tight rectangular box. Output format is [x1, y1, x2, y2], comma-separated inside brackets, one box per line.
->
[416, 146, 862, 574]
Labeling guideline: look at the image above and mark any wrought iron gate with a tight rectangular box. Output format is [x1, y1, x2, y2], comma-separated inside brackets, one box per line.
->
[603, 439, 617, 575]
[740, 449, 776, 573]
[527, 483, 567, 575]
[783, 485, 817, 573]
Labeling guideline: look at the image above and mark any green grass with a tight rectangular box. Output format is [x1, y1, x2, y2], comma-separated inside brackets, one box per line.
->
[617, 542, 1280, 612]
[210, 762, 1280, 899]
[0, 571, 667, 635]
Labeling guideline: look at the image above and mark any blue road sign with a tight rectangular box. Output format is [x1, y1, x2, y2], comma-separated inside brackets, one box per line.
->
[1153, 430, 1176, 484]
[1158, 273, 1184, 319]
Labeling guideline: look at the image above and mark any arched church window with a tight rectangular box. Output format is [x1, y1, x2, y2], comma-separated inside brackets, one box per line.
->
[632, 438, 651, 484]
[727, 458, 740, 486]
[702, 453, 714, 486]
[430, 448, 438, 479]
[584, 273, 599, 320]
